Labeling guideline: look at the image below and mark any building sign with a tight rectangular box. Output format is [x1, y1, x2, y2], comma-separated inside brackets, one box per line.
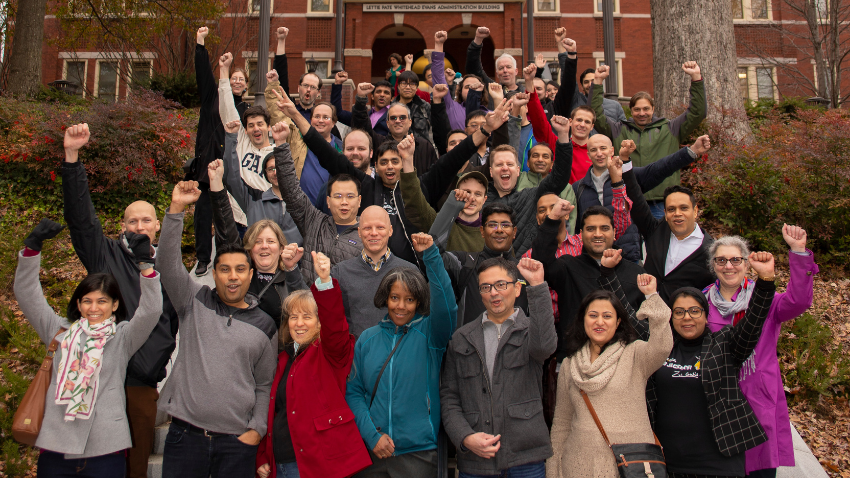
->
[363, 3, 504, 12]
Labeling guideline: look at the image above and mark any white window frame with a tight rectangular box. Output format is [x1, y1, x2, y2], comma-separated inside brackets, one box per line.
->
[732, 0, 772, 21]
[305, 59, 333, 81]
[595, 58, 623, 97]
[62, 59, 88, 97]
[594, 0, 621, 15]
[127, 59, 154, 94]
[737, 65, 778, 101]
[94, 59, 120, 101]
[249, 0, 274, 14]
[307, 0, 333, 14]
[534, 0, 560, 15]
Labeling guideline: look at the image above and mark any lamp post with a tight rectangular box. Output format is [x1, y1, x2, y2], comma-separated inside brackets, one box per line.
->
[254, 0, 271, 107]
[332, 0, 344, 73]
[601, 0, 619, 100]
[306, 55, 319, 74]
[548, 60, 560, 84]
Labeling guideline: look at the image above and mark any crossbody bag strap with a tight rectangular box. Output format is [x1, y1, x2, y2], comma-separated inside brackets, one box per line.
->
[47, 328, 66, 355]
[580, 389, 612, 448]
[369, 327, 409, 408]
[255, 271, 283, 301]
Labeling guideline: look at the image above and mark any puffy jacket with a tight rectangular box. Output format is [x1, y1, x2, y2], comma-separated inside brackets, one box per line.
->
[62, 161, 178, 389]
[590, 79, 706, 201]
[345, 245, 457, 455]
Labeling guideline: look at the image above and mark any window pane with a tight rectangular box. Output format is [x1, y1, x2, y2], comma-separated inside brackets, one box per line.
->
[66, 61, 86, 96]
[756, 68, 773, 99]
[247, 61, 259, 96]
[538, 0, 556, 11]
[311, 0, 329, 12]
[131, 62, 151, 85]
[738, 68, 749, 100]
[98, 62, 118, 101]
[732, 0, 744, 18]
[313, 61, 328, 80]
[752, 0, 768, 18]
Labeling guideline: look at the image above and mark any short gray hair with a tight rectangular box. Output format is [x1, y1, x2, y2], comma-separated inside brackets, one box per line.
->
[388, 102, 412, 118]
[373, 267, 430, 316]
[495, 53, 517, 71]
[707, 235, 751, 276]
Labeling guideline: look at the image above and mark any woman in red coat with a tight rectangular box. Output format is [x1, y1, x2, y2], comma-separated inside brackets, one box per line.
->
[256, 251, 371, 478]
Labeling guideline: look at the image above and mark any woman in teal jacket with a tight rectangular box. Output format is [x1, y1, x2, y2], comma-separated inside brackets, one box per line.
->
[345, 233, 457, 477]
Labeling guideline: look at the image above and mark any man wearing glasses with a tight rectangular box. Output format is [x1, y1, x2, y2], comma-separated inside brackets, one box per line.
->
[394, 70, 433, 146]
[442, 203, 530, 329]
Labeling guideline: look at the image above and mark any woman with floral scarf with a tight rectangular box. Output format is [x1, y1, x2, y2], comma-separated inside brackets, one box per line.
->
[13, 219, 163, 477]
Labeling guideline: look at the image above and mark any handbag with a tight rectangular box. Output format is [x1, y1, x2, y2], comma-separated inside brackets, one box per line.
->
[12, 328, 66, 446]
[580, 389, 667, 478]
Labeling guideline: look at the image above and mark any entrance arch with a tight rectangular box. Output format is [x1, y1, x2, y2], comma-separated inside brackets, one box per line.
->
[445, 25, 495, 79]
[370, 25, 427, 82]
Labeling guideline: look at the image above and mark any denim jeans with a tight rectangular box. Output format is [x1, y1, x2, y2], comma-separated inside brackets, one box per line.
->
[647, 200, 665, 219]
[458, 460, 545, 478]
[37, 450, 126, 478]
[276, 461, 300, 478]
[162, 422, 258, 478]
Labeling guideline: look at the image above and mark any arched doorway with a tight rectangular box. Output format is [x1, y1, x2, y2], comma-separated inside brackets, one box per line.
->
[371, 25, 427, 83]
[445, 25, 495, 79]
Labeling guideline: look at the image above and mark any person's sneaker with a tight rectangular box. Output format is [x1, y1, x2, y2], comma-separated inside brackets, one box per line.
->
[195, 261, 209, 276]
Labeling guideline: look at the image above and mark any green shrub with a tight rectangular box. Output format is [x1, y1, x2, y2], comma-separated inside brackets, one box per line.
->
[778, 313, 850, 399]
[147, 71, 201, 109]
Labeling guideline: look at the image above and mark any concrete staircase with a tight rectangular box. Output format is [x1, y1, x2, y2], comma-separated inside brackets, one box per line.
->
[147, 409, 170, 478]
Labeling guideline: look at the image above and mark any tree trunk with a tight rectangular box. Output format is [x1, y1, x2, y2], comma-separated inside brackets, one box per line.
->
[650, 0, 753, 143]
[7, 0, 48, 96]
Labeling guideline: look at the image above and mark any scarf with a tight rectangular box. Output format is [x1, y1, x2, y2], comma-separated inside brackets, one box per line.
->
[55, 317, 117, 421]
[704, 278, 754, 325]
[570, 340, 626, 393]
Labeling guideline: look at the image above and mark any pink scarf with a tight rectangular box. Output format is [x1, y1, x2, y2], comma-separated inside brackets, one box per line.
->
[55, 317, 116, 421]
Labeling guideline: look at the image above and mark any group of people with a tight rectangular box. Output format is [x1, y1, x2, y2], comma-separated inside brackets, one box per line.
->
[14, 22, 819, 478]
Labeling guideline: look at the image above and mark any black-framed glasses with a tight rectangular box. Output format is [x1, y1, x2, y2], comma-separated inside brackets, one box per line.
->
[485, 221, 514, 230]
[672, 307, 705, 320]
[388, 115, 409, 122]
[713, 257, 746, 266]
[300, 84, 320, 91]
[398, 81, 418, 87]
[478, 280, 517, 294]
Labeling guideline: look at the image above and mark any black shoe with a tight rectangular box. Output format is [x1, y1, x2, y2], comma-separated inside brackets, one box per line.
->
[195, 261, 209, 276]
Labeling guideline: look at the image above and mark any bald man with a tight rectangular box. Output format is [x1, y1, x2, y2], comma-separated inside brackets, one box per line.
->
[63, 123, 179, 477]
[329, 205, 418, 336]
[572, 134, 710, 262]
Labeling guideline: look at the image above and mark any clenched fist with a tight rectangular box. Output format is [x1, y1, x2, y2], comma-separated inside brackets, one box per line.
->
[682, 61, 701, 81]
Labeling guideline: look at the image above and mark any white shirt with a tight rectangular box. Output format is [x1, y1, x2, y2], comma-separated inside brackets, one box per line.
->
[665, 224, 704, 275]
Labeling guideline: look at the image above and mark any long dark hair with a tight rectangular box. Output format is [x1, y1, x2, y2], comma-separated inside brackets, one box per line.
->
[67, 273, 128, 323]
[564, 290, 637, 357]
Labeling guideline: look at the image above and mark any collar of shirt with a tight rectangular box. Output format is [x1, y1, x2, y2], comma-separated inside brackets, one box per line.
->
[482, 309, 519, 327]
[665, 224, 705, 275]
[362, 249, 392, 272]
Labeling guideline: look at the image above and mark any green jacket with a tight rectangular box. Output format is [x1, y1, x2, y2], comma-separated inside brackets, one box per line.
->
[590, 80, 706, 201]
[516, 171, 578, 235]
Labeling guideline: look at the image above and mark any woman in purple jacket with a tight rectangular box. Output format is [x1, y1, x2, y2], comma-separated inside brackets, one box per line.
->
[703, 224, 817, 478]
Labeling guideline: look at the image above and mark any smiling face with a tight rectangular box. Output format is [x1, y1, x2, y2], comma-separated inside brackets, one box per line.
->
[77, 290, 119, 325]
[398, 79, 418, 101]
[457, 177, 487, 218]
[386, 281, 418, 326]
[536, 193, 562, 225]
[587, 134, 614, 172]
[246, 114, 270, 148]
[386, 104, 411, 138]
[478, 265, 521, 321]
[328, 179, 361, 225]
[671, 295, 707, 340]
[465, 115, 485, 136]
[230, 71, 247, 96]
[375, 150, 401, 188]
[263, 155, 278, 187]
[571, 109, 595, 142]
[528, 144, 553, 176]
[532, 78, 547, 99]
[581, 72, 595, 95]
[213, 252, 253, 307]
[495, 57, 518, 87]
[447, 132, 468, 152]
[358, 206, 392, 258]
[664, 192, 699, 239]
[546, 83, 558, 101]
[249, 226, 281, 274]
[581, 214, 615, 260]
[122, 201, 160, 243]
[584, 299, 620, 351]
[311, 104, 334, 137]
[631, 98, 655, 126]
[343, 130, 372, 171]
[490, 151, 520, 195]
[481, 212, 516, 252]
[372, 86, 393, 109]
[288, 306, 320, 345]
[713, 245, 748, 290]
[298, 73, 321, 108]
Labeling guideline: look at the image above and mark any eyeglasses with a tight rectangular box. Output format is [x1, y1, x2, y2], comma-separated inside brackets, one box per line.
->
[672, 307, 705, 320]
[399, 81, 417, 87]
[713, 257, 746, 266]
[388, 115, 409, 122]
[331, 193, 358, 200]
[300, 84, 320, 91]
[478, 280, 517, 294]
[485, 221, 514, 230]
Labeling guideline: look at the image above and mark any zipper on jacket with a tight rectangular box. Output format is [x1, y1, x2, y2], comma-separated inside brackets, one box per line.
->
[388, 326, 399, 441]
[227, 315, 232, 326]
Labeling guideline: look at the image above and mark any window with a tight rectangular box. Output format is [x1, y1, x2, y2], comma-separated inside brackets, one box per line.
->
[756, 68, 774, 99]
[595, 58, 623, 97]
[537, 0, 557, 13]
[249, 0, 273, 13]
[131, 61, 152, 84]
[594, 0, 620, 14]
[310, 0, 330, 12]
[737, 68, 749, 99]
[96, 61, 119, 101]
[732, 0, 771, 20]
[63, 60, 87, 96]
[308, 60, 332, 80]
[737, 65, 777, 101]
[245, 58, 272, 97]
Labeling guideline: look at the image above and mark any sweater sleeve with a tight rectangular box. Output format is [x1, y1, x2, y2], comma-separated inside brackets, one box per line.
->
[314, 280, 354, 369]
[399, 171, 437, 234]
[528, 91, 558, 148]
[123, 272, 165, 355]
[597, 266, 649, 341]
[155, 212, 203, 319]
[429, 193, 465, 251]
[545, 357, 574, 478]
[210, 188, 241, 250]
[632, 294, 674, 380]
[13, 252, 66, 346]
[221, 132, 254, 212]
[729, 280, 777, 365]
[274, 143, 317, 234]
[423, 245, 457, 349]
[247, 333, 277, 436]
[219, 78, 241, 126]
[526, 283, 557, 363]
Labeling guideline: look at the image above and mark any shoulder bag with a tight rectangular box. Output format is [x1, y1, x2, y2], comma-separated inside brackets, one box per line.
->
[13, 328, 66, 446]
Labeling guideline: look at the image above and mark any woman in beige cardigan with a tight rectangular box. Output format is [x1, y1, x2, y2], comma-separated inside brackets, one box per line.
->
[546, 273, 673, 478]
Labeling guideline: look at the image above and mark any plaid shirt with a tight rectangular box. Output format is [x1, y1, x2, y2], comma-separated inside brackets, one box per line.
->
[598, 269, 776, 457]
[361, 249, 392, 272]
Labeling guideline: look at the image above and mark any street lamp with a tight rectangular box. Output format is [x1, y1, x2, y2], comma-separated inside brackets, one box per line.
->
[547, 61, 560, 83]
[306, 55, 319, 74]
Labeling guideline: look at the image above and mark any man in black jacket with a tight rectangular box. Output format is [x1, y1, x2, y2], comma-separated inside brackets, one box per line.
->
[619, 140, 715, 301]
[62, 123, 179, 478]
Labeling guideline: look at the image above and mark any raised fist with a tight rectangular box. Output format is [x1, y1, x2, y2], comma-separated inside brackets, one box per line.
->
[196, 26, 209, 45]
[467, 79, 484, 92]
[607, 155, 624, 184]
[266, 69, 279, 83]
[334, 71, 348, 85]
[282, 243, 305, 272]
[171, 181, 202, 208]
[311, 250, 331, 282]
[547, 198, 574, 221]
[445, 67, 456, 80]
[522, 64, 537, 85]
[219, 52, 233, 69]
[562, 37, 577, 53]
[551, 115, 572, 137]
[435, 31, 447, 44]
[271, 121, 290, 144]
[207, 159, 225, 187]
[276, 27, 289, 41]
[690, 135, 711, 156]
[397, 133, 416, 160]
[637, 274, 657, 296]
[64, 123, 91, 152]
[782, 224, 807, 253]
[357, 82, 375, 97]
[511, 92, 530, 108]
[404, 54, 413, 65]
[124, 231, 153, 265]
[488, 82, 504, 102]
[475, 27, 490, 43]
[23, 219, 65, 252]
[454, 189, 474, 207]
[411, 233, 434, 253]
[517, 257, 544, 287]
[432, 83, 450, 101]
[619, 139, 636, 159]
[600, 249, 622, 269]
[682, 61, 701, 81]
[224, 120, 241, 134]
[554, 27, 567, 43]
[594, 64, 610, 83]
[749, 251, 775, 279]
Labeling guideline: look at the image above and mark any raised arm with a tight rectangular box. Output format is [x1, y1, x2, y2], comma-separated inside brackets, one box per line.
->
[606, 157, 633, 240]
[207, 159, 241, 250]
[123, 267, 165, 356]
[729, 254, 777, 364]
[634, 136, 710, 192]
[273, 26, 290, 95]
[414, 237, 458, 349]
[530, 215, 568, 287]
[632, 293, 674, 380]
[430, 86, 451, 156]
[157, 182, 205, 318]
[351, 83, 386, 148]
[597, 250, 651, 340]
[428, 191, 467, 251]
[536, 118, 573, 199]
[331, 71, 353, 126]
[221, 127, 256, 212]
[312, 250, 355, 368]
[399, 172, 437, 235]
[773, 225, 818, 322]
[517, 258, 557, 363]
[668, 62, 707, 142]
[620, 140, 663, 238]
[195, 27, 218, 111]
[588, 64, 622, 141]
[524, 64, 560, 149]
[218, 52, 242, 125]
[466, 27, 495, 85]
[552, 34, 578, 117]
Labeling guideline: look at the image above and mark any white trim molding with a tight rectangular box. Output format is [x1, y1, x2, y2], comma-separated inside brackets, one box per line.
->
[344, 48, 373, 58]
[301, 51, 336, 59]
[592, 51, 626, 59]
[737, 57, 797, 65]
[494, 48, 523, 57]
[60, 51, 158, 60]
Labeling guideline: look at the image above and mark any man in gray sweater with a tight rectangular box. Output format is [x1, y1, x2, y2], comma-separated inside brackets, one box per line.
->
[330, 205, 417, 337]
[156, 180, 277, 478]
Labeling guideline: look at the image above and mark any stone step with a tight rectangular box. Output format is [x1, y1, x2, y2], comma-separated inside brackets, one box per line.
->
[153, 422, 170, 456]
[147, 453, 163, 478]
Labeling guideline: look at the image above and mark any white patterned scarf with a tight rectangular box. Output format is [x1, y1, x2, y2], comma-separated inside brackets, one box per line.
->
[55, 317, 117, 421]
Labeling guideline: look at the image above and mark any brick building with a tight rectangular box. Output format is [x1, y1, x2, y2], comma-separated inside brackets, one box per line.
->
[39, 0, 845, 106]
